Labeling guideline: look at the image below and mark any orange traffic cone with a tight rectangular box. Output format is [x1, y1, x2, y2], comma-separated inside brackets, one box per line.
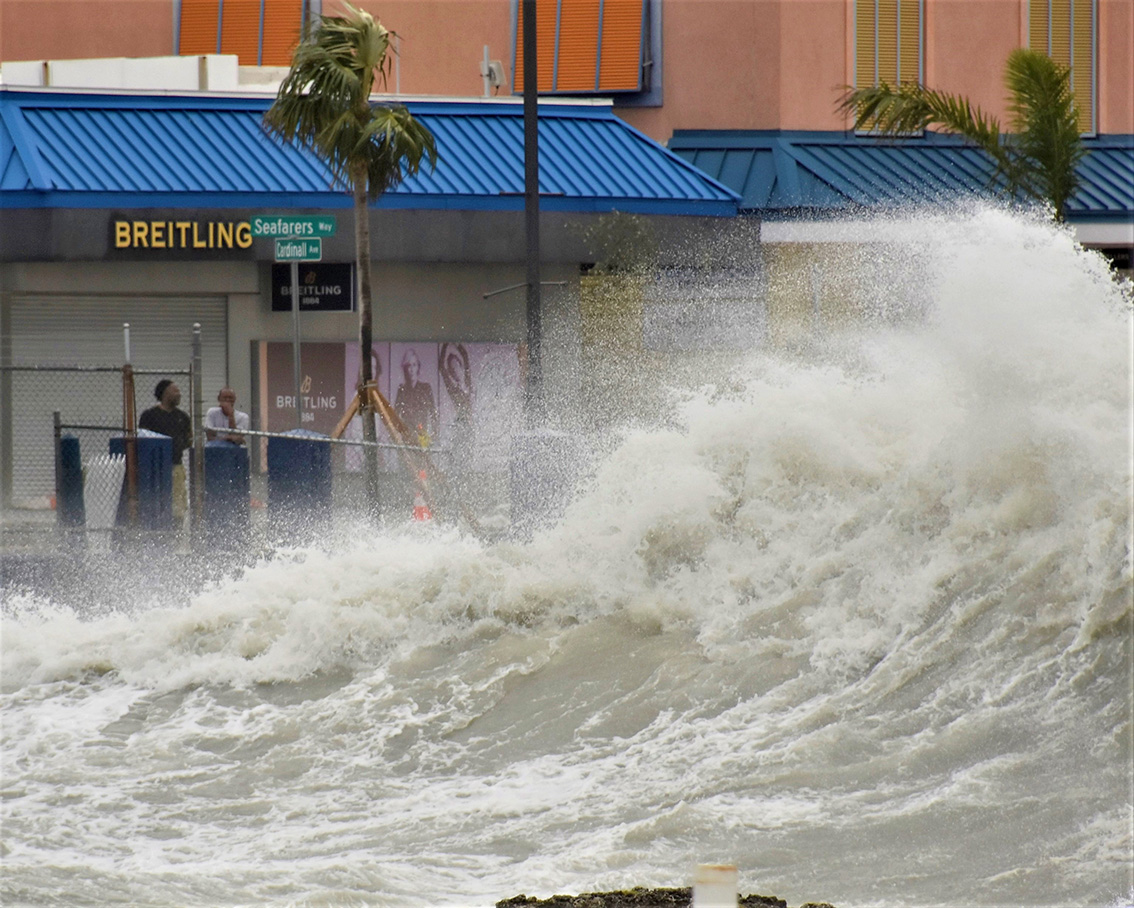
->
[412, 470, 432, 521]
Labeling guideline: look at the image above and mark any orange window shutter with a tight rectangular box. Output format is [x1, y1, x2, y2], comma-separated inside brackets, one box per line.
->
[855, 0, 876, 87]
[875, 0, 898, 86]
[897, 0, 920, 85]
[597, 0, 644, 91]
[557, 0, 601, 91]
[1028, 0, 1094, 133]
[514, 3, 525, 88]
[180, 0, 221, 55]
[1027, 0, 1048, 53]
[515, 0, 559, 92]
[261, 0, 303, 67]
[220, 0, 261, 65]
[1048, 0, 1072, 69]
[1070, 0, 1094, 132]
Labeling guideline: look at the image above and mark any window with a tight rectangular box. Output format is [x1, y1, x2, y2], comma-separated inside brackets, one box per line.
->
[177, 0, 309, 67]
[854, 0, 923, 88]
[512, 0, 652, 96]
[1028, 0, 1095, 134]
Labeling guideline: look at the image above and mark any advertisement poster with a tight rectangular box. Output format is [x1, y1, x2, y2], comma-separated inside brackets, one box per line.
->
[437, 342, 523, 473]
[390, 342, 441, 446]
[262, 341, 346, 436]
[261, 340, 521, 474]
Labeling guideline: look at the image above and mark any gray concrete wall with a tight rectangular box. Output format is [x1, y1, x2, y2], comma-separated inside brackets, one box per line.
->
[0, 257, 585, 433]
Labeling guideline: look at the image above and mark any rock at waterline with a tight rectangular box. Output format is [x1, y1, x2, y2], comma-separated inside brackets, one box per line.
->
[497, 888, 833, 908]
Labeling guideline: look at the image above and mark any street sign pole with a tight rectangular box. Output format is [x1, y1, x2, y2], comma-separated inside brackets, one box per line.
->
[252, 215, 336, 430]
[290, 258, 303, 428]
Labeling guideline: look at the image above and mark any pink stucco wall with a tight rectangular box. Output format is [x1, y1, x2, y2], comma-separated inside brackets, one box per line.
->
[0, 0, 173, 61]
[353, 1, 514, 98]
[624, 0, 1131, 141]
[617, 0, 1054, 139]
[624, 0, 771, 139]
[924, 1, 1021, 122]
[622, 0, 851, 139]
[921, 0, 1133, 134]
[778, 0, 849, 130]
[1099, 0, 1133, 133]
[1, 0, 1129, 140]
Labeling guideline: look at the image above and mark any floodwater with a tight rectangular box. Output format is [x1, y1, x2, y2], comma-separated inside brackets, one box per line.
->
[3, 206, 1132, 907]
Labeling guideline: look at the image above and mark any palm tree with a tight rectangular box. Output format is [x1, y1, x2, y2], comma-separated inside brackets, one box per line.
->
[838, 48, 1083, 222]
[264, 2, 437, 506]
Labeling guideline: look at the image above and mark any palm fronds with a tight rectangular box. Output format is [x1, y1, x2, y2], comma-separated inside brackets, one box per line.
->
[839, 82, 1004, 156]
[836, 48, 1083, 221]
[263, 2, 436, 199]
[1003, 48, 1083, 220]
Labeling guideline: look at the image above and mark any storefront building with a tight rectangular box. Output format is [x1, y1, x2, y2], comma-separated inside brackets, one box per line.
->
[0, 87, 738, 504]
[5, 1, 1130, 318]
[3, 0, 1131, 504]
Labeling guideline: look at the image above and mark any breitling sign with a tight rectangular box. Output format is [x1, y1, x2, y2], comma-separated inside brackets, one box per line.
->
[112, 219, 253, 250]
[271, 262, 355, 312]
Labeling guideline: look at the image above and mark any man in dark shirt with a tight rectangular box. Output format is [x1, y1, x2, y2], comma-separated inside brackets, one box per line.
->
[139, 379, 192, 518]
[140, 379, 191, 459]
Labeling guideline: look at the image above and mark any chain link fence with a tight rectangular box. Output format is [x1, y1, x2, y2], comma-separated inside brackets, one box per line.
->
[1, 366, 503, 539]
[1, 363, 563, 566]
[1, 364, 193, 511]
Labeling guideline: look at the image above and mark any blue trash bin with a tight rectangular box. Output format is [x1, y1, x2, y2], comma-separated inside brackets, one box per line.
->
[204, 441, 250, 544]
[267, 430, 332, 528]
[111, 431, 173, 530]
[57, 435, 85, 527]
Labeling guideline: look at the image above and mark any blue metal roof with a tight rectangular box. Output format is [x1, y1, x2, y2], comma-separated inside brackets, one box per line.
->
[0, 88, 740, 216]
[668, 130, 1134, 223]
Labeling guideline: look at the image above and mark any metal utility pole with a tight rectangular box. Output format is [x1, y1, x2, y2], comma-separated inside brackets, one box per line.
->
[522, 0, 543, 422]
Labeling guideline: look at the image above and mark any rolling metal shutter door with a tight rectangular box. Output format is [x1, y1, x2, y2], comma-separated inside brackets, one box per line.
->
[6, 295, 226, 500]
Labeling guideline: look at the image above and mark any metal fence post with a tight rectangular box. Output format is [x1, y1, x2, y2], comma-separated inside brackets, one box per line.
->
[191, 323, 204, 540]
[53, 410, 62, 521]
[122, 361, 138, 526]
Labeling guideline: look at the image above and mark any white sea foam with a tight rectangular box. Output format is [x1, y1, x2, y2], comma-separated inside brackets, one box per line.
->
[2, 205, 1131, 908]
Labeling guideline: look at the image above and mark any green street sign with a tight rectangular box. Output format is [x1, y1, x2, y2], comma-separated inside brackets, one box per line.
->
[275, 238, 322, 262]
[251, 214, 337, 239]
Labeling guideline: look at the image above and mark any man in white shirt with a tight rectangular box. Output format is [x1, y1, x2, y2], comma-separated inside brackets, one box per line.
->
[205, 387, 251, 444]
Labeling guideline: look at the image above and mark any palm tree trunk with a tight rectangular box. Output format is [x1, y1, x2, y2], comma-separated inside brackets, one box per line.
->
[354, 163, 381, 513]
